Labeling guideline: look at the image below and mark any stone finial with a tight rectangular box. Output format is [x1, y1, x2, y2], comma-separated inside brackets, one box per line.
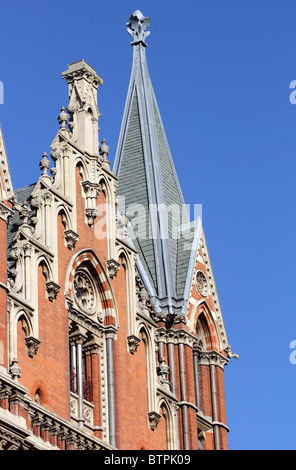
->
[127, 10, 150, 46]
[99, 138, 109, 159]
[9, 358, 22, 380]
[39, 152, 51, 175]
[58, 106, 68, 128]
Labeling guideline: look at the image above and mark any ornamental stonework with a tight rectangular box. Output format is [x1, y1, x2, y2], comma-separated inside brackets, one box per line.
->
[195, 271, 208, 297]
[74, 271, 97, 315]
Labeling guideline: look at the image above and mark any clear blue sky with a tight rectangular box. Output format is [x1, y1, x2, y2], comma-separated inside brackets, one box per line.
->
[1, 0, 296, 450]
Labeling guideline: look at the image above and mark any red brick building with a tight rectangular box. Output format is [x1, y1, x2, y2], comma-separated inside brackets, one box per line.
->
[0, 10, 237, 451]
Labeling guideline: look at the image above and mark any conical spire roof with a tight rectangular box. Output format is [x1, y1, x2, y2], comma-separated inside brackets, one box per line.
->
[113, 11, 200, 315]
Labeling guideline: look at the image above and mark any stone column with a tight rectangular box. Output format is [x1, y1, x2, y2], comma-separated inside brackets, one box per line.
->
[178, 342, 189, 450]
[23, 243, 33, 301]
[106, 333, 116, 448]
[62, 146, 70, 198]
[90, 344, 102, 438]
[70, 340, 77, 393]
[42, 192, 53, 248]
[167, 337, 180, 450]
[210, 362, 220, 450]
[193, 348, 201, 409]
[75, 334, 86, 430]
[199, 350, 228, 450]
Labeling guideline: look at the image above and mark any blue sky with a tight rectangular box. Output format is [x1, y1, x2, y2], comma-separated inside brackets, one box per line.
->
[1, 0, 296, 450]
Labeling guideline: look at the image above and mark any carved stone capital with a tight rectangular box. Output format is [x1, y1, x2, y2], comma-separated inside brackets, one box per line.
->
[83, 335, 102, 354]
[81, 181, 100, 197]
[41, 191, 53, 205]
[22, 242, 33, 257]
[198, 350, 229, 370]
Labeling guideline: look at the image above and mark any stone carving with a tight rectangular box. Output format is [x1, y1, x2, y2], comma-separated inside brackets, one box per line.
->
[70, 397, 77, 414]
[64, 229, 79, 250]
[127, 335, 141, 355]
[25, 336, 41, 358]
[39, 152, 51, 176]
[74, 271, 96, 314]
[45, 281, 61, 302]
[85, 208, 98, 226]
[83, 405, 92, 423]
[224, 345, 239, 360]
[0, 202, 13, 224]
[156, 358, 170, 390]
[99, 139, 110, 169]
[58, 106, 69, 129]
[117, 213, 129, 241]
[106, 259, 120, 279]
[198, 351, 229, 370]
[195, 271, 208, 297]
[9, 358, 21, 380]
[135, 273, 154, 318]
[147, 411, 161, 431]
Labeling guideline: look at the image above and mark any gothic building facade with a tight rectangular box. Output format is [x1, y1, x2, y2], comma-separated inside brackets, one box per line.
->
[0, 11, 237, 450]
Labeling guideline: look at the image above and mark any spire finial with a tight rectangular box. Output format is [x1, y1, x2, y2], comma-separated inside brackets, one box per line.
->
[127, 10, 150, 46]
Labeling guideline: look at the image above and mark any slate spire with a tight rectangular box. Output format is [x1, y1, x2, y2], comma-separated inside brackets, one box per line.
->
[113, 11, 200, 315]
